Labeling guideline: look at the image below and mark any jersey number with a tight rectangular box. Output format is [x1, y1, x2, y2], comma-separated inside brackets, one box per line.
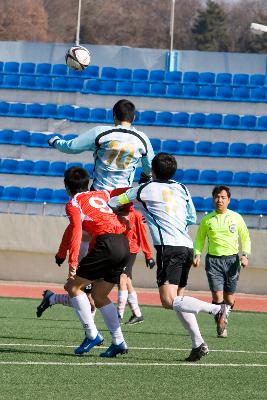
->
[162, 189, 177, 215]
[106, 140, 135, 169]
[88, 196, 112, 214]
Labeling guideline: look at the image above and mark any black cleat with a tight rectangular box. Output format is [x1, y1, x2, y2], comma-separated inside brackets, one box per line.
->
[185, 342, 209, 362]
[125, 314, 144, 325]
[215, 304, 227, 336]
[36, 290, 54, 318]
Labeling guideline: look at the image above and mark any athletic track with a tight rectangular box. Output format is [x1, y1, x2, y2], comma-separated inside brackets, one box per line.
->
[0, 281, 266, 312]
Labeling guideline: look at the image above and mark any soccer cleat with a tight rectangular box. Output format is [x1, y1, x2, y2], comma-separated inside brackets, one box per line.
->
[217, 328, 228, 338]
[215, 303, 227, 336]
[36, 290, 54, 318]
[75, 333, 104, 355]
[185, 342, 209, 362]
[125, 314, 144, 325]
[100, 341, 128, 358]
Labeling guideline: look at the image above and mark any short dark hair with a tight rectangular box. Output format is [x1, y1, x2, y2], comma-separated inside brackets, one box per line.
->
[152, 153, 177, 181]
[113, 99, 135, 123]
[64, 167, 89, 195]
[212, 185, 231, 199]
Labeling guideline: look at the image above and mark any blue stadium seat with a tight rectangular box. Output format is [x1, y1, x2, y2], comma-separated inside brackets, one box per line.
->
[12, 130, 31, 145]
[199, 170, 217, 184]
[1, 186, 21, 201]
[167, 84, 183, 97]
[192, 196, 205, 211]
[183, 169, 199, 183]
[232, 171, 250, 186]
[132, 69, 149, 81]
[4, 62, 19, 74]
[233, 86, 250, 100]
[156, 111, 173, 125]
[1, 159, 19, 173]
[30, 133, 50, 148]
[253, 200, 267, 215]
[183, 71, 199, 84]
[20, 75, 36, 89]
[133, 167, 142, 182]
[32, 160, 50, 175]
[263, 145, 267, 158]
[27, 103, 44, 117]
[0, 185, 4, 199]
[2, 75, 20, 88]
[203, 197, 214, 212]
[67, 78, 84, 91]
[84, 163, 94, 175]
[205, 113, 222, 128]
[246, 143, 263, 157]
[217, 170, 233, 185]
[74, 107, 90, 122]
[51, 64, 68, 76]
[0, 101, 10, 115]
[240, 115, 257, 129]
[237, 199, 254, 214]
[0, 129, 14, 144]
[81, 65, 100, 79]
[133, 82, 150, 95]
[229, 142, 247, 157]
[140, 110, 157, 124]
[90, 108, 107, 122]
[249, 74, 266, 87]
[106, 109, 114, 123]
[35, 188, 54, 202]
[161, 140, 179, 154]
[36, 63, 52, 75]
[199, 72, 215, 84]
[211, 142, 229, 156]
[57, 105, 75, 119]
[257, 116, 267, 130]
[83, 79, 101, 93]
[51, 189, 69, 204]
[233, 73, 249, 86]
[17, 159, 35, 174]
[172, 112, 189, 126]
[216, 86, 233, 99]
[9, 103, 26, 116]
[249, 173, 267, 187]
[35, 76, 53, 90]
[64, 134, 78, 141]
[149, 70, 165, 82]
[190, 113, 206, 127]
[178, 140, 195, 155]
[228, 198, 238, 211]
[20, 187, 37, 202]
[48, 161, 66, 176]
[250, 87, 266, 101]
[199, 85, 216, 99]
[117, 81, 134, 94]
[20, 62, 36, 75]
[66, 162, 83, 169]
[216, 73, 232, 85]
[183, 84, 199, 97]
[223, 114, 240, 128]
[196, 141, 212, 155]
[116, 68, 132, 81]
[164, 71, 182, 83]
[101, 67, 117, 80]
[53, 77, 69, 91]
[174, 169, 184, 182]
[150, 83, 167, 96]
[0, 62, 4, 73]
[150, 138, 161, 153]
[99, 80, 117, 93]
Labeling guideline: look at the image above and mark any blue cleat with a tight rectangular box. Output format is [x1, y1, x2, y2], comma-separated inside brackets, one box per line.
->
[100, 341, 128, 358]
[75, 333, 104, 355]
[36, 290, 54, 318]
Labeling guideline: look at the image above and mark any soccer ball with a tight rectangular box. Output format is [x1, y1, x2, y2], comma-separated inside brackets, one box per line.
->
[65, 45, 91, 71]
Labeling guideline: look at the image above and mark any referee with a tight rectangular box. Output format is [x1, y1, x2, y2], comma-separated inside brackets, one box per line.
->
[193, 185, 251, 338]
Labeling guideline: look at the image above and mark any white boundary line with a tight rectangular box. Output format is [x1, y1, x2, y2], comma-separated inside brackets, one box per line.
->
[0, 342, 267, 354]
[0, 361, 266, 367]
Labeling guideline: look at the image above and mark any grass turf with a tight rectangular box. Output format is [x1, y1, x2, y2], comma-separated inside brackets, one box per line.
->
[0, 297, 266, 400]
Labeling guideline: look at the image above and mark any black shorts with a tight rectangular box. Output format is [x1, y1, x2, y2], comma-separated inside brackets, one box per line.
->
[76, 233, 130, 284]
[155, 245, 193, 288]
[123, 253, 136, 279]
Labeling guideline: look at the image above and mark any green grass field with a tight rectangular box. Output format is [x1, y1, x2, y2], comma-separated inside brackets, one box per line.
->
[0, 297, 266, 400]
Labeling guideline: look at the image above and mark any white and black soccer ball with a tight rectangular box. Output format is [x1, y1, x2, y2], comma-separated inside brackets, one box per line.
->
[65, 45, 91, 71]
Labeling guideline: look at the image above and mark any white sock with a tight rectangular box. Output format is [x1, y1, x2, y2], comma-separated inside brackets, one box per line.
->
[127, 291, 142, 317]
[91, 308, 96, 320]
[50, 293, 71, 307]
[173, 296, 221, 315]
[99, 303, 125, 345]
[70, 293, 98, 339]
[117, 290, 128, 319]
[176, 311, 204, 348]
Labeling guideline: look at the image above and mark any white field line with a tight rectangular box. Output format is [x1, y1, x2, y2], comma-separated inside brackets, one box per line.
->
[0, 361, 266, 367]
[0, 342, 267, 354]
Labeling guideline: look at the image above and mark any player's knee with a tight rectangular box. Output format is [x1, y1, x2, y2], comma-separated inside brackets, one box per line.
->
[160, 297, 173, 309]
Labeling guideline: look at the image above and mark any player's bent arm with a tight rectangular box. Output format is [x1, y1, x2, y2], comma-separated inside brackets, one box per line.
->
[53, 127, 100, 154]
[194, 221, 208, 256]
[140, 139, 154, 177]
[237, 215, 251, 256]
[108, 186, 139, 210]
[186, 195, 197, 225]
[56, 224, 72, 260]
[66, 203, 83, 272]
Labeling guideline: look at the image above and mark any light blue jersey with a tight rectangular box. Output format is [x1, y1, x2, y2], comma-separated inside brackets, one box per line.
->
[54, 125, 154, 190]
[109, 180, 197, 247]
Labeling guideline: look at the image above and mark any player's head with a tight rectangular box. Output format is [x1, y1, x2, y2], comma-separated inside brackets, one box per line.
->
[212, 185, 231, 213]
[113, 99, 135, 124]
[151, 153, 177, 181]
[64, 166, 89, 196]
